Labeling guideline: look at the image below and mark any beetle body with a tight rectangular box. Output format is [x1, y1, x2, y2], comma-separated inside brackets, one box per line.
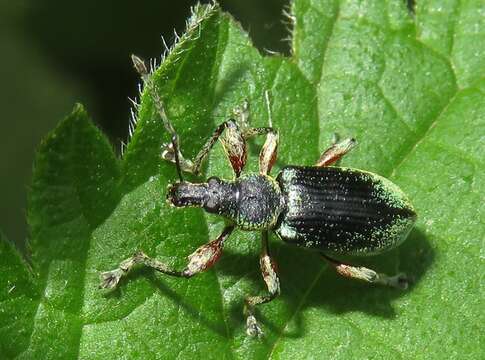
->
[168, 166, 416, 255]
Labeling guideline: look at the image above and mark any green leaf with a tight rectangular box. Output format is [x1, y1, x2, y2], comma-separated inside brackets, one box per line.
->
[1, 1, 483, 358]
[2, 105, 121, 359]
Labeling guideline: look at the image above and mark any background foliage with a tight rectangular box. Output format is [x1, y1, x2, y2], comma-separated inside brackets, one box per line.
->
[0, 0, 287, 251]
[1, 0, 484, 359]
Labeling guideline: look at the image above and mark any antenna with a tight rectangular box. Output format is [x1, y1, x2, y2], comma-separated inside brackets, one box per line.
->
[131, 54, 184, 181]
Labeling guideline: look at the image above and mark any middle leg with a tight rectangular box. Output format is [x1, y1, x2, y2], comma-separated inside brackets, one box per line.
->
[244, 231, 281, 337]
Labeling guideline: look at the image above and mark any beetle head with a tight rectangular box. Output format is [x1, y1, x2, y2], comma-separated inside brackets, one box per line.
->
[167, 177, 234, 215]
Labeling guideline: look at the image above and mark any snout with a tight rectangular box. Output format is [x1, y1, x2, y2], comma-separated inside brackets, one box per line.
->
[166, 182, 207, 208]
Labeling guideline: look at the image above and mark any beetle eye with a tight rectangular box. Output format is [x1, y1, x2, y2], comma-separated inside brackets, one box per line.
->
[207, 176, 220, 186]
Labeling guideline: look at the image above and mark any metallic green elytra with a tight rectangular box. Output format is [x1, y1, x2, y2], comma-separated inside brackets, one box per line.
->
[274, 166, 416, 255]
[101, 55, 418, 338]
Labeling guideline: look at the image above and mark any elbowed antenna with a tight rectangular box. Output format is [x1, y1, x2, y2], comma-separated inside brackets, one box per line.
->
[131, 54, 184, 182]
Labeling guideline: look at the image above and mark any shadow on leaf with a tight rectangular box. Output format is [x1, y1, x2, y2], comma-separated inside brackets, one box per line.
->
[218, 226, 433, 339]
[102, 225, 432, 341]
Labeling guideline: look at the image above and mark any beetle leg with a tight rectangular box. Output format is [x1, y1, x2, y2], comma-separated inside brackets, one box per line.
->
[218, 120, 248, 178]
[244, 231, 281, 337]
[236, 125, 279, 176]
[99, 225, 235, 290]
[316, 138, 356, 167]
[227, 93, 279, 177]
[321, 254, 408, 289]
[258, 130, 279, 175]
[159, 94, 278, 178]
[234, 91, 279, 175]
[183, 121, 280, 179]
[160, 141, 194, 173]
[232, 99, 250, 131]
[161, 118, 248, 178]
[185, 95, 278, 178]
[133, 55, 248, 179]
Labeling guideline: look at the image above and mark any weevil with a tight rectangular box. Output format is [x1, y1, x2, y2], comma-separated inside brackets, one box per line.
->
[100, 55, 417, 337]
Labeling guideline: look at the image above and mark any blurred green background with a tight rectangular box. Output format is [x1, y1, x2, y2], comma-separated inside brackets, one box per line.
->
[0, 0, 290, 251]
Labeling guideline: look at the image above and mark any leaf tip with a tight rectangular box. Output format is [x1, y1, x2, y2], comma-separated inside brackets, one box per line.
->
[71, 102, 88, 119]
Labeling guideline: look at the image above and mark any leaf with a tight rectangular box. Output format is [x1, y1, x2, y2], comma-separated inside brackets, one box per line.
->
[1, 1, 483, 359]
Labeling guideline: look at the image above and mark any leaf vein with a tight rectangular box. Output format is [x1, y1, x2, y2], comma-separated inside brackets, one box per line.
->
[267, 265, 327, 358]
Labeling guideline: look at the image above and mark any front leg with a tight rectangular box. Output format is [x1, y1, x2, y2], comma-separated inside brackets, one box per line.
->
[161, 120, 241, 176]
[244, 231, 281, 337]
[162, 115, 277, 178]
[133, 55, 247, 180]
[100, 225, 235, 289]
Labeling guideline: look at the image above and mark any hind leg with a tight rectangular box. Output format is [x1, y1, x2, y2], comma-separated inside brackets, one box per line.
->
[316, 138, 356, 167]
[321, 254, 408, 289]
